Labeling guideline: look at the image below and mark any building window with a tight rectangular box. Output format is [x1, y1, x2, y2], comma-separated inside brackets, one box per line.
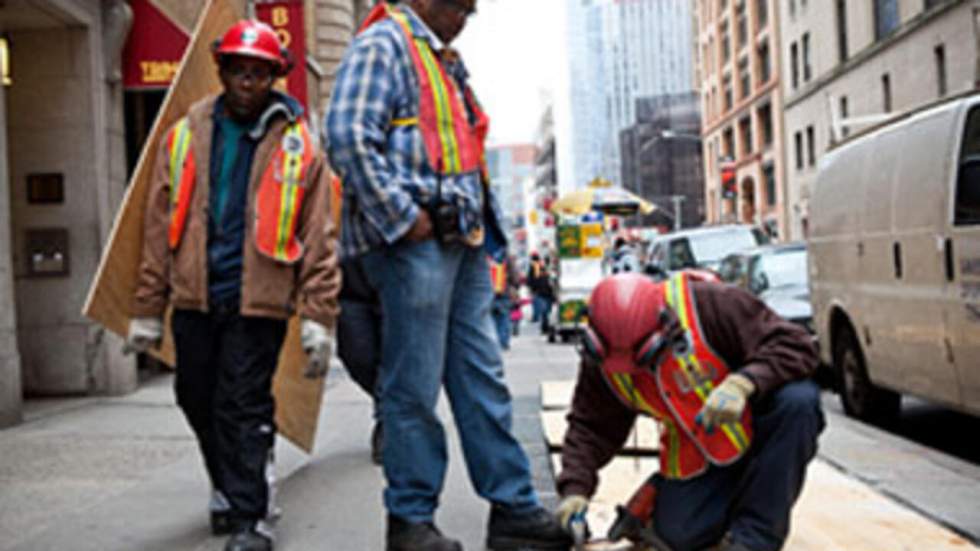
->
[723, 127, 735, 158]
[758, 40, 771, 84]
[882, 73, 892, 112]
[740, 116, 754, 156]
[836, 0, 849, 63]
[802, 33, 812, 81]
[935, 44, 947, 97]
[806, 125, 816, 167]
[758, 103, 773, 147]
[721, 21, 731, 63]
[739, 57, 751, 98]
[840, 96, 849, 137]
[788, 0, 796, 18]
[737, 5, 748, 48]
[764, 163, 776, 207]
[757, 0, 769, 28]
[723, 74, 733, 110]
[874, 0, 900, 41]
[795, 131, 804, 170]
[790, 42, 799, 89]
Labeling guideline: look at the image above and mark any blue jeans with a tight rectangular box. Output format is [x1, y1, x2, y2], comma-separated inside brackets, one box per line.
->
[492, 295, 512, 350]
[653, 380, 825, 551]
[362, 240, 539, 522]
[533, 295, 553, 334]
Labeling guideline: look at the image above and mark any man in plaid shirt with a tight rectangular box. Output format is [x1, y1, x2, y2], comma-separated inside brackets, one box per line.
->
[325, 1, 572, 550]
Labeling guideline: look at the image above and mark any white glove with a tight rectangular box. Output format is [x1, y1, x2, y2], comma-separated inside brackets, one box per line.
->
[556, 494, 590, 532]
[697, 373, 756, 432]
[123, 317, 163, 355]
[300, 319, 333, 379]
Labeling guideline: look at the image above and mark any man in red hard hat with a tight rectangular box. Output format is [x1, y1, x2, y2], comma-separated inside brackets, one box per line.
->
[556, 273, 824, 551]
[126, 20, 340, 551]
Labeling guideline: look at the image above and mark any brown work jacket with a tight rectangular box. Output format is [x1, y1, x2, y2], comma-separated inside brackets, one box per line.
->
[131, 95, 341, 328]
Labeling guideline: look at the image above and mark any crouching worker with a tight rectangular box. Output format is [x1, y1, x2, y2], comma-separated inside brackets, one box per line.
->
[556, 273, 824, 551]
[125, 20, 341, 551]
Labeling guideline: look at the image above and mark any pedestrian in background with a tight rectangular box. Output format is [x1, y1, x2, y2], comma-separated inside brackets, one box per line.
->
[489, 254, 513, 350]
[126, 20, 340, 551]
[325, 0, 571, 550]
[527, 253, 555, 336]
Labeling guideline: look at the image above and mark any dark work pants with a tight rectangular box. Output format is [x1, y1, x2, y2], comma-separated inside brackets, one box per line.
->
[172, 308, 287, 523]
[336, 297, 381, 417]
[653, 380, 825, 551]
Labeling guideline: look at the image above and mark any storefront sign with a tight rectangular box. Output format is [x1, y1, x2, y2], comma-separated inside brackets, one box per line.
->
[123, 0, 189, 89]
[256, 1, 308, 109]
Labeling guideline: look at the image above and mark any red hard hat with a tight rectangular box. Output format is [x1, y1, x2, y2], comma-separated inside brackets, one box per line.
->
[580, 274, 675, 375]
[213, 20, 291, 74]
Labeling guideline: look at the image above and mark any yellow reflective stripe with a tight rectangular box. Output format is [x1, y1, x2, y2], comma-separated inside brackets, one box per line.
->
[169, 119, 191, 206]
[665, 421, 682, 477]
[676, 354, 712, 402]
[613, 374, 660, 417]
[275, 125, 304, 259]
[415, 39, 462, 173]
[670, 275, 692, 331]
[391, 117, 419, 127]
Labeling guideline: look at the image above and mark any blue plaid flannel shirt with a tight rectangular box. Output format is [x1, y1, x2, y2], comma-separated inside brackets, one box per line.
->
[324, 6, 507, 259]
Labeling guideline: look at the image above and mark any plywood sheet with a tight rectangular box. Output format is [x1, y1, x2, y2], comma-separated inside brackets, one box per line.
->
[541, 380, 575, 410]
[82, 0, 324, 453]
[541, 411, 660, 454]
[550, 456, 979, 551]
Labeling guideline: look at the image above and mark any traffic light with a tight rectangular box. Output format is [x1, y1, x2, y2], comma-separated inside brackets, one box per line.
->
[720, 160, 736, 200]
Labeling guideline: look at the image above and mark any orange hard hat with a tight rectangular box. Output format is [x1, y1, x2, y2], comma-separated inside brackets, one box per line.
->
[213, 20, 291, 75]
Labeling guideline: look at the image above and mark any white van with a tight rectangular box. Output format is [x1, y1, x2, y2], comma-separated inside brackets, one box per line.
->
[645, 224, 767, 277]
[809, 92, 980, 422]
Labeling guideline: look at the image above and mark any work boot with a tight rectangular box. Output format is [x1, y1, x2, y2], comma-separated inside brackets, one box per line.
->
[386, 515, 462, 551]
[224, 522, 273, 551]
[486, 504, 573, 550]
[210, 489, 233, 536]
[371, 421, 384, 466]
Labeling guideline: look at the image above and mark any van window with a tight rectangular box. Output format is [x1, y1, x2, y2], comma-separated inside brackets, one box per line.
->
[956, 106, 980, 225]
[669, 238, 697, 269]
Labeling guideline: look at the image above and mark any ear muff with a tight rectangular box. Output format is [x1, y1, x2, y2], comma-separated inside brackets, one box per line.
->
[635, 330, 669, 368]
[578, 326, 606, 364]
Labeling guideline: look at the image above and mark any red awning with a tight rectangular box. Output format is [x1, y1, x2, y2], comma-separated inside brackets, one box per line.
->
[123, 0, 189, 90]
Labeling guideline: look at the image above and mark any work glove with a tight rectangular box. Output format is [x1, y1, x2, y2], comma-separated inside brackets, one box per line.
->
[123, 317, 163, 355]
[696, 372, 756, 432]
[300, 319, 333, 379]
[557, 494, 590, 534]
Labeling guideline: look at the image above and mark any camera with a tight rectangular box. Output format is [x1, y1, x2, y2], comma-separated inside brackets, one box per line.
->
[427, 200, 462, 244]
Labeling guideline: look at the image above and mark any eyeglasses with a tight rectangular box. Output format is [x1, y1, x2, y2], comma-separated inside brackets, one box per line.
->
[438, 0, 476, 17]
[223, 63, 274, 83]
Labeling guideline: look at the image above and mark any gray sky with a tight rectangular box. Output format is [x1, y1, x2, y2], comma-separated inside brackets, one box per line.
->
[455, 0, 568, 147]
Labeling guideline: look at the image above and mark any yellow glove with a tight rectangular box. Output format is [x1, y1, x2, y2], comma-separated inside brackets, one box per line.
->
[697, 373, 755, 432]
[557, 494, 589, 532]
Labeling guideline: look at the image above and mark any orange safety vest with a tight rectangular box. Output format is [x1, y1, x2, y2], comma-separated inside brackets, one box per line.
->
[489, 258, 507, 294]
[600, 273, 754, 479]
[166, 116, 315, 264]
[358, 3, 489, 176]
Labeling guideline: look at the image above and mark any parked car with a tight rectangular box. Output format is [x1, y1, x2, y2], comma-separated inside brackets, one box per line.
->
[809, 92, 980, 423]
[718, 242, 813, 333]
[645, 224, 768, 279]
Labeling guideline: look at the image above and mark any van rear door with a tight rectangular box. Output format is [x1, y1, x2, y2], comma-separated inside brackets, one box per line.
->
[946, 103, 980, 415]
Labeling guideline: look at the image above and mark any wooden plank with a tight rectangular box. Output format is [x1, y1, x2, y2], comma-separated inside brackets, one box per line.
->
[81, 0, 325, 453]
[785, 461, 978, 551]
[541, 380, 575, 410]
[549, 455, 979, 550]
[541, 410, 660, 454]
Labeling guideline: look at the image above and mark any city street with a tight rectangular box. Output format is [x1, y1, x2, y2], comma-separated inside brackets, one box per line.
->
[2, 330, 979, 550]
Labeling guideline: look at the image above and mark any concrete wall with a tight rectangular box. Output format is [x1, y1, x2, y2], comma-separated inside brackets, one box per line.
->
[781, 0, 978, 238]
[0, 76, 24, 427]
[6, 0, 133, 397]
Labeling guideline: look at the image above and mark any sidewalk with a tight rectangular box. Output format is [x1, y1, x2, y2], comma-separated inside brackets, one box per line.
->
[0, 333, 578, 551]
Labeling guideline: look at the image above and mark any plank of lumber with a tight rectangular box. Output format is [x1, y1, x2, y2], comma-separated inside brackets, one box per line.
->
[550, 454, 979, 551]
[541, 380, 575, 410]
[541, 410, 660, 454]
[81, 0, 324, 453]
